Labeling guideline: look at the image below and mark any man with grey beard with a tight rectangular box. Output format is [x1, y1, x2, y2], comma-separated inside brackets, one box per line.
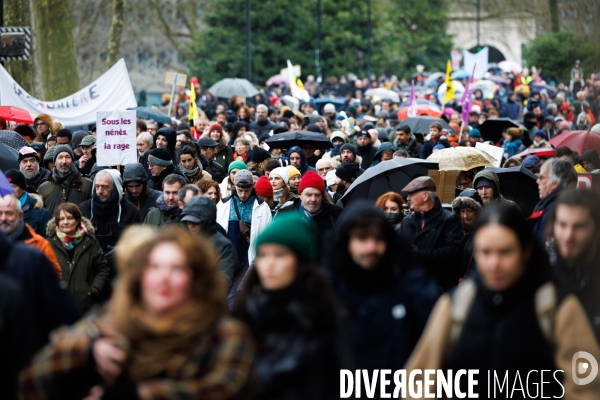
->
[37, 145, 93, 214]
[18, 146, 51, 193]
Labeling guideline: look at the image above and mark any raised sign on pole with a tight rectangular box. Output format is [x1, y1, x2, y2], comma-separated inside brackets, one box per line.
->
[95, 110, 137, 166]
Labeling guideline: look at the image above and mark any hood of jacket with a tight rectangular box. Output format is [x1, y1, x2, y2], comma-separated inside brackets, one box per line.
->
[123, 163, 149, 184]
[372, 142, 396, 166]
[473, 169, 502, 200]
[22, 192, 44, 211]
[329, 200, 397, 292]
[332, 154, 363, 169]
[288, 145, 309, 173]
[154, 127, 177, 155]
[181, 196, 221, 235]
[46, 216, 95, 237]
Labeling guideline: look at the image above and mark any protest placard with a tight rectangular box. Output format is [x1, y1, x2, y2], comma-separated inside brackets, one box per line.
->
[96, 110, 137, 166]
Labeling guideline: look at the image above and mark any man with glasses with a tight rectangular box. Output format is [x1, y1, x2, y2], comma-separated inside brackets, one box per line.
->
[146, 120, 158, 136]
[18, 146, 51, 193]
[315, 159, 334, 179]
[33, 114, 55, 141]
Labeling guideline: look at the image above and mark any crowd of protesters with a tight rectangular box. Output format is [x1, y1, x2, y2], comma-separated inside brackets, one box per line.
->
[0, 60, 600, 399]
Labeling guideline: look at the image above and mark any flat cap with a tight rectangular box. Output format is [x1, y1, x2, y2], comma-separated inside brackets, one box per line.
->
[401, 176, 437, 194]
[198, 136, 219, 148]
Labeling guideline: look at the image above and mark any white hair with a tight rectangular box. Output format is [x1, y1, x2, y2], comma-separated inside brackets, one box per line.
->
[316, 158, 333, 169]
[256, 104, 268, 112]
[137, 132, 153, 147]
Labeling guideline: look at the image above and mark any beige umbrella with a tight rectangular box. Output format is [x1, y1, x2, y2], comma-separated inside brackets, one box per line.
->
[427, 146, 497, 171]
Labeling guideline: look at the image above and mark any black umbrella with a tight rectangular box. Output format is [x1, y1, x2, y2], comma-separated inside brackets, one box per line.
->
[0, 143, 19, 172]
[400, 117, 451, 135]
[340, 158, 439, 207]
[0, 130, 29, 151]
[265, 130, 332, 150]
[486, 165, 540, 217]
[478, 118, 521, 144]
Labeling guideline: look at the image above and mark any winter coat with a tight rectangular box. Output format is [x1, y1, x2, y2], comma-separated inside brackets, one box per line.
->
[37, 171, 93, 215]
[214, 144, 234, 172]
[405, 249, 600, 398]
[356, 143, 378, 168]
[14, 223, 62, 279]
[122, 163, 161, 220]
[19, 316, 255, 400]
[46, 218, 110, 313]
[147, 163, 188, 190]
[216, 195, 272, 264]
[0, 273, 29, 400]
[199, 153, 226, 183]
[333, 266, 440, 370]
[287, 146, 317, 176]
[21, 193, 52, 237]
[234, 271, 354, 400]
[79, 198, 142, 254]
[330, 154, 363, 169]
[529, 187, 561, 246]
[371, 142, 396, 167]
[143, 197, 182, 228]
[420, 139, 449, 159]
[277, 199, 342, 263]
[553, 246, 600, 343]
[25, 167, 51, 194]
[473, 169, 520, 211]
[394, 134, 422, 158]
[250, 119, 276, 137]
[397, 197, 464, 291]
[504, 99, 522, 121]
[0, 230, 81, 363]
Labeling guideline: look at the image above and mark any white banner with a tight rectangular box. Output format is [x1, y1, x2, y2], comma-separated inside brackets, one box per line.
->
[463, 47, 489, 80]
[96, 110, 137, 166]
[0, 59, 137, 126]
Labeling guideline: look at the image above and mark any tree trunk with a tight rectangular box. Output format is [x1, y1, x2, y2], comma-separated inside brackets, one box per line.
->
[106, 0, 124, 69]
[548, 0, 559, 33]
[32, 0, 79, 100]
[3, 0, 35, 93]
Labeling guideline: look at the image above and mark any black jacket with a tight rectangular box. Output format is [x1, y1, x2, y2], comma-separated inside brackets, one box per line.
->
[356, 143, 378, 169]
[278, 199, 342, 262]
[79, 197, 142, 254]
[394, 134, 422, 158]
[234, 270, 354, 400]
[147, 164, 188, 190]
[0, 273, 30, 400]
[553, 246, 600, 342]
[419, 139, 449, 159]
[328, 201, 440, 371]
[25, 167, 51, 193]
[123, 163, 162, 220]
[0, 231, 81, 361]
[529, 187, 561, 245]
[447, 249, 564, 397]
[249, 119, 276, 137]
[397, 198, 464, 291]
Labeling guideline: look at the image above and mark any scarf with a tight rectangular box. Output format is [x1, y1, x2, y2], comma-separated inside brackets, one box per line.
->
[7, 220, 26, 241]
[52, 166, 77, 186]
[55, 222, 87, 250]
[156, 195, 181, 219]
[299, 202, 324, 219]
[273, 187, 284, 201]
[91, 187, 121, 222]
[180, 159, 202, 181]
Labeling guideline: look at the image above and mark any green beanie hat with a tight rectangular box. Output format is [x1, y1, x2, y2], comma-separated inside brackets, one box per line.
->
[228, 158, 248, 174]
[255, 211, 316, 263]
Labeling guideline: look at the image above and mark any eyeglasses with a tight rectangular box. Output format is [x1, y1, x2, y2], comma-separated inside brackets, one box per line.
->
[457, 182, 471, 190]
[34, 122, 47, 127]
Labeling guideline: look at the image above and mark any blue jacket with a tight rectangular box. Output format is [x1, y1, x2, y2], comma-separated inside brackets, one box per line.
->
[529, 187, 561, 245]
[21, 193, 52, 237]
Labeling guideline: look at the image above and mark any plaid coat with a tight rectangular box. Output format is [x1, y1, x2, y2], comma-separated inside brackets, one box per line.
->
[19, 316, 255, 400]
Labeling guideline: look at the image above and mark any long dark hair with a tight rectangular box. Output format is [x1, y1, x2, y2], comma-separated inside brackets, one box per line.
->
[232, 260, 342, 340]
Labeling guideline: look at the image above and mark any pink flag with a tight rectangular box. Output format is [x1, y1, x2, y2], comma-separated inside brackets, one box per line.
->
[460, 64, 477, 125]
[408, 80, 417, 118]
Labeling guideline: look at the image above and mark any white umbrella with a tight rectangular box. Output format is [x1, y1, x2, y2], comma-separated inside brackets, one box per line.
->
[364, 88, 400, 103]
[437, 81, 465, 102]
[498, 60, 522, 74]
[472, 80, 499, 96]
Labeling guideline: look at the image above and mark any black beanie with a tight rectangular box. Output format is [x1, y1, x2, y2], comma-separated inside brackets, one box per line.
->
[335, 163, 359, 182]
[340, 143, 357, 158]
[5, 169, 27, 191]
[306, 124, 321, 133]
[147, 147, 173, 167]
[251, 147, 271, 164]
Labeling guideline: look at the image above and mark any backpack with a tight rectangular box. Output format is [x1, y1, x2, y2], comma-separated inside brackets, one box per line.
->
[448, 279, 557, 353]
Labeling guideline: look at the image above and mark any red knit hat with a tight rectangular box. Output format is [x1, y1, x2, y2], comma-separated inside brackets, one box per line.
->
[298, 170, 325, 196]
[254, 176, 274, 197]
[208, 123, 222, 133]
